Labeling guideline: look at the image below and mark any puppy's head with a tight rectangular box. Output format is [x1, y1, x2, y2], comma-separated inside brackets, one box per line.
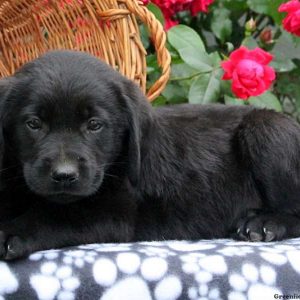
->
[0, 51, 152, 204]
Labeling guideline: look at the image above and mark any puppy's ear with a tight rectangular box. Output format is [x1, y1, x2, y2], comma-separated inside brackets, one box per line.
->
[120, 80, 153, 187]
[0, 78, 12, 190]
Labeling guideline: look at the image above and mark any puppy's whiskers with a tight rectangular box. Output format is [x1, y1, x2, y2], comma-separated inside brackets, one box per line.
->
[104, 172, 120, 179]
[0, 164, 21, 173]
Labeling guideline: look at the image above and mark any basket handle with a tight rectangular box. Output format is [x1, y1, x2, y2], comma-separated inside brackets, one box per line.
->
[125, 0, 171, 102]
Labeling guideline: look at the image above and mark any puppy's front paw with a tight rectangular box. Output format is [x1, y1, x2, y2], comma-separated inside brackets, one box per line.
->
[232, 212, 287, 242]
[0, 231, 28, 260]
[232, 215, 287, 242]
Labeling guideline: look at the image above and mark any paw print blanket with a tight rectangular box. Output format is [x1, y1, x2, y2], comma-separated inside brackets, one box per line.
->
[1, 239, 300, 300]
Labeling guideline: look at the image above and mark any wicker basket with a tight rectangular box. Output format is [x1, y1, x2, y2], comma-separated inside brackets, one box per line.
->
[0, 0, 171, 101]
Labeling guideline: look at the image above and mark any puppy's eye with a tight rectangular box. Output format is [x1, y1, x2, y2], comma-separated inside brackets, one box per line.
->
[87, 118, 103, 132]
[26, 118, 42, 131]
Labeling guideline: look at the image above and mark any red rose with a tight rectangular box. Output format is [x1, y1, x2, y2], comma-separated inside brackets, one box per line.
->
[221, 46, 276, 100]
[190, 0, 214, 15]
[278, 0, 300, 37]
[149, 0, 214, 30]
[150, 0, 190, 29]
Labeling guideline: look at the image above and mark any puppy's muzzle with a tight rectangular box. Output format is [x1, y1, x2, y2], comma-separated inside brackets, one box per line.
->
[51, 162, 79, 185]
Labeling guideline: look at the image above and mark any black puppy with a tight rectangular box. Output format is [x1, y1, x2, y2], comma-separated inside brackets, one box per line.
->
[0, 50, 300, 260]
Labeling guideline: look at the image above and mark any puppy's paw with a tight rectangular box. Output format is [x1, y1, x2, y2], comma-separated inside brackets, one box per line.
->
[232, 212, 287, 242]
[0, 231, 28, 260]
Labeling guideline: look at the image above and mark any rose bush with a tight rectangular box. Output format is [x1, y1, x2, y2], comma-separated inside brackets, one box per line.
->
[143, 0, 300, 120]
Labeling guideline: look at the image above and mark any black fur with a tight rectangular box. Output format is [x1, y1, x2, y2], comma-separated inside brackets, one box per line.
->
[0, 50, 300, 260]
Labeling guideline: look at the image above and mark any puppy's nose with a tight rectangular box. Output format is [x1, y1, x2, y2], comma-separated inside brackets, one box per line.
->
[51, 163, 79, 183]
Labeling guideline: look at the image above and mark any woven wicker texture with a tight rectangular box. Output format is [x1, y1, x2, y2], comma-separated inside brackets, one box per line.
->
[0, 0, 171, 101]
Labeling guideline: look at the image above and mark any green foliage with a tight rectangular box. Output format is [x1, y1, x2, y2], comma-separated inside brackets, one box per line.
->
[271, 30, 300, 72]
[247, 0, 284, 25]
[144, 0, 300, 120]
[248, 92, 282, 112]
[188, 69, 222, 104]
[168, 25, 213, 72]
[147, 3, 165, 25]
[211, 8, 232, 43]
[168, 25, 206, 52]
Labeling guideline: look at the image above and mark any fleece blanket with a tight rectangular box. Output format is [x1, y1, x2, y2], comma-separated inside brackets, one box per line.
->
[1, 238, 300, 300]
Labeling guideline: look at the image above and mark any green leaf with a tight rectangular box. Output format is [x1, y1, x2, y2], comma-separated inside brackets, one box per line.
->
[152, 96, 168, 107]
[275, 68, 300, 111]
[247, 0, 284, 24]
[224, 0, 248, 12]
[211, 8, 232, 43]
[179, 48, 213, 72]
[140, 24, 150, 49]
[270, 59, 297, 73]
[147, 3, 164, 26]
[272, 30, 300, 61]
[168, 25, 213, 71]
[209, 51, 222, 67]
[170, 62, 200, 80]
[162, 82, 189, 104]
[188, 69, 222, 104]
[224, 95, 246, 106]
[247, 0, 268, 13]
[168, 25, 205, 52]
[221, 80, 233, 95]
[248, 91, 282, 112]
[271, 30, 300, 72]
[292, 36, 300, 47]
[146, 54, 159, 74]
[241, 36, 258, 49]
